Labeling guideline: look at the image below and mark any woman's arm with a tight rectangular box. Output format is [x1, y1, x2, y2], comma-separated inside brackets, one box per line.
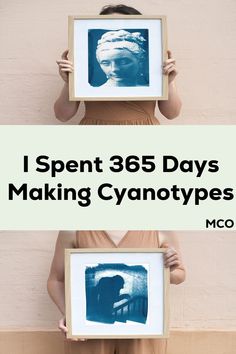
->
[54, 50, 80, 121]
[47, 231, 76, 314]
[47, 231, 86, 340]
[158, 50, 182, 119]
[159, 231, 186, 285]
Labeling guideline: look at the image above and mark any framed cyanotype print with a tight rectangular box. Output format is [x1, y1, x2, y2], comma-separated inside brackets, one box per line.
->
[68, 16, 168, 101]
[65, 248, 169, 339]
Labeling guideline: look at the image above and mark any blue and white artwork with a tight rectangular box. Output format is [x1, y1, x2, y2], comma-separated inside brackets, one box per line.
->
[85, 263, 148, 325]
[88, 29, 149, 87]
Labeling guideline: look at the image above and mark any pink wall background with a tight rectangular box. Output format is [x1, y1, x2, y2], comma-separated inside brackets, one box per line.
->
[0, 0, 235, 124]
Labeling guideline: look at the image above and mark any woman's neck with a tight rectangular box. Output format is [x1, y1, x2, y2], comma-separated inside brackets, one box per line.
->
[105, 230, 128, 244]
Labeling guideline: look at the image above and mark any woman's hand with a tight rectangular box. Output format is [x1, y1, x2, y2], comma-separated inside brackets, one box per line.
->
[163, 50, 178, 84]
[58, 316, 68, 336]
[158, 50, 181, 119]
[58, 316, 87, 341]
[56, 50, 73, 83]
[159, 232, 186, 284]
[162, 242, 181, 272]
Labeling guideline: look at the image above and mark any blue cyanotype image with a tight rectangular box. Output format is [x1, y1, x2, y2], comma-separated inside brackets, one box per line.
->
[88, 29, 149, 87]
[85, 263, 148, 324]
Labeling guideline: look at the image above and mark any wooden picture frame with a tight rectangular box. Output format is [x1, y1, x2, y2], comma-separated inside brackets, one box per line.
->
[68, 15, 168, 101]
[65, 248, 169, 339]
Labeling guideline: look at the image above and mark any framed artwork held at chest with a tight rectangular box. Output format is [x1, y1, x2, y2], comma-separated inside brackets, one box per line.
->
[65, 248, 170, 339]
[68, 15, 168, 101]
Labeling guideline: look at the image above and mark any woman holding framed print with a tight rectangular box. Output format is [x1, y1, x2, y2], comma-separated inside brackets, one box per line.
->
[54, 4, 182, 125]
[47, 230, 185, 354]
[50, 5, 185, 354]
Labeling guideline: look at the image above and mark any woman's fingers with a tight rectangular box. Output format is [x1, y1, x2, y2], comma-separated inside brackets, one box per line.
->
[163, 64, 172, 73]
[58, 317, 68, 333]
[163, 63, 177, 73]
[61, 49, 69, 60]
[60, 69, 73, 73]
[161, 242, 169, 248]
[57, 64, 73, 71]
[57, 61, 73, 73]
[56, 62, 73, 69]
[163, 246, 180, 269]
[165, 251, 178, 260]
[162, 242, 181, 270]
[166, 68, 178, 79]
[58, 64, 73, 70]
[56, 59, 73, 66]
[166, 260, 181, 269]
[56, 50, 74, 82]
[165, 257, 180, 269]
[163, 51, 178, 82]
[59, 67, 73, 72]
[165, 254, 178, 264]
[167, 50, 172, 59]
[58, 317, 87, 342]
[56, 60, 73, 82]
[163, 66, 178, 82]
[165, 247, 177, 257]
[163, 58, 176, 66]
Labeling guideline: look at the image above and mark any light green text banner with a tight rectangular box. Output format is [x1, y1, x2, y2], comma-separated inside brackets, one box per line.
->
[0, 126, 235, 230]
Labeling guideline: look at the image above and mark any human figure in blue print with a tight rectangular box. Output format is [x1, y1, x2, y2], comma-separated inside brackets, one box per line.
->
[93, 275, 130, 323]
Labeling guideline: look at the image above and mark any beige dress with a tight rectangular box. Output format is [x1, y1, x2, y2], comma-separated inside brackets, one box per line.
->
[72, 101, 163, 352]
[65, 230, 167, 354]
[79, 101, 160, 125]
